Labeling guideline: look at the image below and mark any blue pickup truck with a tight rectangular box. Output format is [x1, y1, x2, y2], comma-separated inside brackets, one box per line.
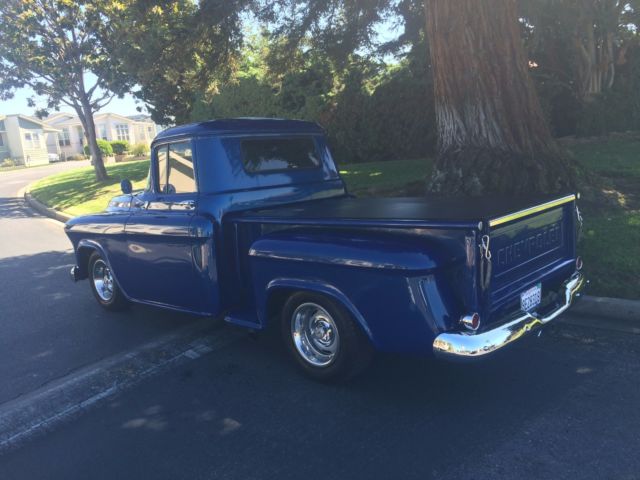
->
[66, 118, 585, 381]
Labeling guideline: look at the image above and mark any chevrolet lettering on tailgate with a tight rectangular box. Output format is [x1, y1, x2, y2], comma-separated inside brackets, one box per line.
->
[497, 221, 563, 268]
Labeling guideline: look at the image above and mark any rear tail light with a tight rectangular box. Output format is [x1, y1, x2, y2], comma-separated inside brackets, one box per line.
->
[460, 312, 480, 332]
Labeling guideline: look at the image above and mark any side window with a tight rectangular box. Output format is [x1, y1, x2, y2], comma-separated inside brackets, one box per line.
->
[154, 141, 195, 194]
[167, 141, 195, 193]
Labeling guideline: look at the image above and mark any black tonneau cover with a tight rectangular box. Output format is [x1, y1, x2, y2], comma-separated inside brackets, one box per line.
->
[232, 194, 575, 230]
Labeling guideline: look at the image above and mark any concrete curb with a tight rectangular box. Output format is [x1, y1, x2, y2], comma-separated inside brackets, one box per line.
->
[23, 187, 72, 223]
[571, 295, 640, 323]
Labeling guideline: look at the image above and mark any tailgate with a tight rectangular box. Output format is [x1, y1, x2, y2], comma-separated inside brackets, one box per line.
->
[486, 195, 577, 317]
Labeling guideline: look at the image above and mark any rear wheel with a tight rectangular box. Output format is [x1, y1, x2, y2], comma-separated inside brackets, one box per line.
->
[88, 252, 128, 311]
[281, 292, 373, 382]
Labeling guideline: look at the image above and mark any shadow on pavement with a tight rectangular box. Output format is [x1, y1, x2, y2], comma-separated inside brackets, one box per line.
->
[0, 197, 36, 219]
[3, 318, 639, 480]
[0, 250, 207, 404]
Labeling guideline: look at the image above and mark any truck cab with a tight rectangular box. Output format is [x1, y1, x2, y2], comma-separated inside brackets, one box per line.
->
[66, 118, 585, 381]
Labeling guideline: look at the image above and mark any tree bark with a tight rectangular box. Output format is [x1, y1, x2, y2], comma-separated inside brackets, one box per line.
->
[424, 0, 575, 196]
[74, 99, 107, 182]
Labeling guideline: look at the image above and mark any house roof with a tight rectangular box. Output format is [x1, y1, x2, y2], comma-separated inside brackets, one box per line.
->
[1, 114, 61, 132]
[155, 118, 323, 142]
[45, 112, 155, 127]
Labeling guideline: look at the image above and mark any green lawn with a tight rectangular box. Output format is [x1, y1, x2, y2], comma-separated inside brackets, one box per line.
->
[338, 158, 429, 196]
[28, 139, 639, 299]
[29, 160, 150, 216]
[568, 139, 640, 299]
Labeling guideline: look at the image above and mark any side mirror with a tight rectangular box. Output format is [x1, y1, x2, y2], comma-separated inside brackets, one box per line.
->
[120, 179, 133, 195]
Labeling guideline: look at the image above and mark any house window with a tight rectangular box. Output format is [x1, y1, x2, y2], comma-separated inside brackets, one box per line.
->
[0, 135, 4, 147]
[115, 124, 130, 141]
[137, 126, 146, 141]
[24, 132, 41, 149]
[147, 126, 154, 137]
[98, 124, 108, 140]
[58, 128, 71, 146]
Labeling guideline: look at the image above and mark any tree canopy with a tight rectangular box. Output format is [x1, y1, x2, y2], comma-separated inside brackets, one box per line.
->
[2, 0, 639, 190]
[0, 0, 131, 180]
[101, 0, 248, 124]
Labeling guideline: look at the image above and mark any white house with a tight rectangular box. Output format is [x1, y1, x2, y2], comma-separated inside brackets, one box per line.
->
[45, 112, 158, 159]
[0, 112, 158, 165]
[0, 114, 61, 166]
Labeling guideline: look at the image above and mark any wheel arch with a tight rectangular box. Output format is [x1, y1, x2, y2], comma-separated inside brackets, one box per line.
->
[75, 240, 128, 299]
[262, 278, 374, 343]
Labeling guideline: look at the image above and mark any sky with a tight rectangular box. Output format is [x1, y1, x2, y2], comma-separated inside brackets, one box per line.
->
[0, 83, 143, 118]
[2, 90, 143, 117]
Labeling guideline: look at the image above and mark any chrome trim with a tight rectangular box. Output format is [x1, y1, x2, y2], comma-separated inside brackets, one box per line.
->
[488, 194, 576, 227]
[433, 272, 584, 361]
[70, 265, 81, 282]
[92, 259, 115, 302]
[291, 302, 340, 367]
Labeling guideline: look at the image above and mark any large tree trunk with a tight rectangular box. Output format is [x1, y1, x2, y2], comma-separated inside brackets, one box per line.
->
[75, 101, 107, 181]
[425, 0, 575, 196]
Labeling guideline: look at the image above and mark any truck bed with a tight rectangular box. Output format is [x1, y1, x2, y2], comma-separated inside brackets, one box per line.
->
[231, 194, 575, 230]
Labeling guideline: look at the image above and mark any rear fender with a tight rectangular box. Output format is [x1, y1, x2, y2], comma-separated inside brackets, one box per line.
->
[263, 278, 373, 341]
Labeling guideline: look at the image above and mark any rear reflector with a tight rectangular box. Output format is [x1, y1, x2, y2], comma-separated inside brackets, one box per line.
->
[460, 313, 480, 331]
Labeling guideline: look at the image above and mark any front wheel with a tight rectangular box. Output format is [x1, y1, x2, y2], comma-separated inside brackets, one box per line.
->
[88, 252, 128, 311]
[281, 292, 373, 382]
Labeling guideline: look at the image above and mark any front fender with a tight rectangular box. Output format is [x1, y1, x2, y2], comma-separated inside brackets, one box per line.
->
[71, 239, 128, 299]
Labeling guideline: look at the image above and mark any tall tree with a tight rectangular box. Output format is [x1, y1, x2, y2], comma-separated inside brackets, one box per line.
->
[521, 0, 639, 103]
[257, 0, 575, 195]
[0, 0, 126, 181]
[424, 0, 574, 195]
[101, 0, 248, 125]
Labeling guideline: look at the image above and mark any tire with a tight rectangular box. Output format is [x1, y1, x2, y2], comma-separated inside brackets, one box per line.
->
[88, 252, 128, 311]
[281, 292, 373, 382]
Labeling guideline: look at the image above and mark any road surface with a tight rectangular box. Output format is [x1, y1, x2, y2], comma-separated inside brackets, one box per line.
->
[0, 163, 204, 404]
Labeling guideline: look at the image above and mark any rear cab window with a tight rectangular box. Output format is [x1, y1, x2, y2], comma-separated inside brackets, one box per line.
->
[241, 137, 320, 173]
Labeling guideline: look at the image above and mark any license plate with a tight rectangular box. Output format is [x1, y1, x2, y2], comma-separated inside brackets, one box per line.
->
[520, 283, 542, 312]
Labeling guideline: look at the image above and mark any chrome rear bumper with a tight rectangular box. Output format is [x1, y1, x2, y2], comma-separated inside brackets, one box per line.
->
[433, 272, 585, 361]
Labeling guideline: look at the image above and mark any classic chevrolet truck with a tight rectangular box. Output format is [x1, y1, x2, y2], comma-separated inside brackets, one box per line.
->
[65, 118, 585, 381]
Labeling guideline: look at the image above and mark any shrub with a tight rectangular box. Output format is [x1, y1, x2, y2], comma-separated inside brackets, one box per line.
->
[131, 142, 150, 157]
[110, 140, 130, 155]
[66, 154, 86, 161]
[84, 139, 113, 157]
[1, 158, 16, 167]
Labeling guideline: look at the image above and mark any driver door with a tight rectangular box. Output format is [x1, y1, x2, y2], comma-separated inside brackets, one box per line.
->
[122, 140, 204, 311]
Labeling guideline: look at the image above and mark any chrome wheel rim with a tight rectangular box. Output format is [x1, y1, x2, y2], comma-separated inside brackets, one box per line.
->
[291, 302, 339, 367]
[92, 259, 114, 302]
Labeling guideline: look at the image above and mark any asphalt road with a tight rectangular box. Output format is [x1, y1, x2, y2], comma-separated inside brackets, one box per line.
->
[0, 320, 639, 480]
[1, 163, 639, 479]
[0, 163, 204, 404]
